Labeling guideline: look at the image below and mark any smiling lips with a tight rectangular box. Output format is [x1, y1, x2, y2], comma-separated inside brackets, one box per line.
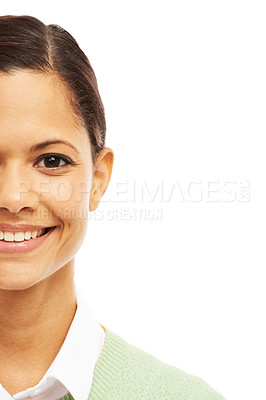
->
[0, 225, 56, 253]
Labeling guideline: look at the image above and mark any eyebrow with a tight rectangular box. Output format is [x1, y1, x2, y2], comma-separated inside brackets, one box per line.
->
[30, 139, 80, 154]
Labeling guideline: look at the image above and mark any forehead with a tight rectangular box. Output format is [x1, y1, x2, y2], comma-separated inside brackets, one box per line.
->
[0, 71, 90, 155]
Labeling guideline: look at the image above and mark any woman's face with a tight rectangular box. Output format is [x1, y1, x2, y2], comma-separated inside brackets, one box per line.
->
[0, 71, 113, 290]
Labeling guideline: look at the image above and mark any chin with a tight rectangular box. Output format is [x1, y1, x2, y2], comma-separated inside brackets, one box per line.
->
[0, 276, 38, 291]
[0, 264, 44, 291]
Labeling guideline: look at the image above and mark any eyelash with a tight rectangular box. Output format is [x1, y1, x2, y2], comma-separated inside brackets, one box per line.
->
[34, 153, 74, 169]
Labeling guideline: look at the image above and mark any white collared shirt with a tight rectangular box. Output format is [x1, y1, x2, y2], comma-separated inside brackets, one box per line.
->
[0, 286, 106, 400]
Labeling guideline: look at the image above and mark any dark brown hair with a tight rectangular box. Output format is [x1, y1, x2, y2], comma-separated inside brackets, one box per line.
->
[0, 15, 106, 164]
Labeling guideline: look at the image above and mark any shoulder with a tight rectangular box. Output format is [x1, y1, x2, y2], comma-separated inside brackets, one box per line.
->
[89, 327, 226, 400]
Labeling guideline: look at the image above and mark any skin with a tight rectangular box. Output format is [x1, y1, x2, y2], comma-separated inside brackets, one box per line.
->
[0, 71, 114, 395]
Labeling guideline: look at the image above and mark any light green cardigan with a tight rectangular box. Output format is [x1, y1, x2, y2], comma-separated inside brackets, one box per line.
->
[59, 327, 225, 400]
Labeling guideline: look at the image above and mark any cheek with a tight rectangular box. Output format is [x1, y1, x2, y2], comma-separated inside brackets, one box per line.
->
[40, 175, 91, 269]
[46, 176, 91, 221]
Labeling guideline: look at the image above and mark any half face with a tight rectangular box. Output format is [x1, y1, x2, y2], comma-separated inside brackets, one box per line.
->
[0, 71, 112, 290]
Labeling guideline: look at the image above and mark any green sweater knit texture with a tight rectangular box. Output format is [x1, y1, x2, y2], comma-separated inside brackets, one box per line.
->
[58, 327, 225, 400]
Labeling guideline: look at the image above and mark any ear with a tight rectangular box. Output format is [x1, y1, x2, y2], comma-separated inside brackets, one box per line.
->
[89, 147, 114, 211]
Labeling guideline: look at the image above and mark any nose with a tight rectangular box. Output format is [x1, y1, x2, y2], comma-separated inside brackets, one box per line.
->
[0, 164, 39, 214]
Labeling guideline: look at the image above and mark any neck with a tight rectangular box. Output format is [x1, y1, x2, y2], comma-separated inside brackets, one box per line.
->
[0, 261, 77, 395]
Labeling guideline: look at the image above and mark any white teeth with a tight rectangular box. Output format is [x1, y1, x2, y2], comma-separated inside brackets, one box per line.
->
[14, 232, 25, 242]
[24, 231, 31, 240]
[4, 232, 14, 242]
[0, 229, 46, 242]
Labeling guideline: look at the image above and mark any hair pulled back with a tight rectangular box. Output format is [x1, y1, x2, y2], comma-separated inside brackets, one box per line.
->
[0, 15, 106, 163]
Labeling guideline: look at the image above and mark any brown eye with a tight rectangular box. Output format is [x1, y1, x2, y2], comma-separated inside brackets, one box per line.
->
[35, 153, 73, 169]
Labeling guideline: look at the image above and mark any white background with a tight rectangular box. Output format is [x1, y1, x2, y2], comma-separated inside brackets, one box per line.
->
[1, 1, 265, 399]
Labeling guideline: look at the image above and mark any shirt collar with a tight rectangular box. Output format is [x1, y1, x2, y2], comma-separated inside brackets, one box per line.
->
[46, 285, 105, 400]
[14, 285, 105, 400]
